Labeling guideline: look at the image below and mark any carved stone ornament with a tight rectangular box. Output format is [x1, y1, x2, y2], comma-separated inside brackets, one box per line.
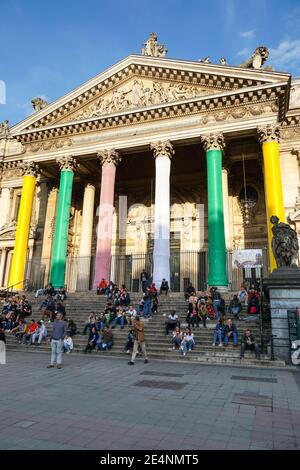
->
[70, 81, 212, 122]
[201, 133, 225, 152]
[31, 97, 48, 112]
[271, 215, 299, 267]
[56, 155, 78, 172]
[257, 124, 280, 144]
[19, 161, 40, 177]
[97, 149, 122, 166]
[29, 138, 72, 153]
[150, 140, 174, 159]
[0, 120, 10, 139]
[239, 46, 269, 69]
[141, 32, 167, 58]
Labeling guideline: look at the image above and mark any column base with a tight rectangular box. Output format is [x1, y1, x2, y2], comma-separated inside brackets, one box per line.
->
[208, 284, 229, 293]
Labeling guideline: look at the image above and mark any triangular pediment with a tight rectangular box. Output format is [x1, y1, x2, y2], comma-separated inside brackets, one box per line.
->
[11, 55, 291, 135]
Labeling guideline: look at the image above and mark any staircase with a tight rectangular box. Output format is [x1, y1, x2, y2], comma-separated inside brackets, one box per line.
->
[4, 291, 285, 368]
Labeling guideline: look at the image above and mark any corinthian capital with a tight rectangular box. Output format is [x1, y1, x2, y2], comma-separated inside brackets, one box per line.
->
[97, 149, 121, 166]
[19, 161, 40, 177]
[257, 124, 280, 144]
[201, 133, 225, 152]
[56, 155, 78, 172]
[150, 140, 174, 159]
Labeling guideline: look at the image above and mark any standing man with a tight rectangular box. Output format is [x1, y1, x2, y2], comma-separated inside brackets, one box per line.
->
[128, 316, 148, 365]
[47, 313, 67, 369]
[140, 270, 149, 294]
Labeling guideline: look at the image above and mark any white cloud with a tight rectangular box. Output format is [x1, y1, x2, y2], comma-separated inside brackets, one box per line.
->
[236, 48, 250, 57]
[269, 39, 300, 73]
[240, 30, 255, 39]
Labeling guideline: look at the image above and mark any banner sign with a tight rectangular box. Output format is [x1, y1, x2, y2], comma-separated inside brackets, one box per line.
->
[232, 249, 263, 268]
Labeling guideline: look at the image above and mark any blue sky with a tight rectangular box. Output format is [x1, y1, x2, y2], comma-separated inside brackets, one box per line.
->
[1, 0, 300, 124]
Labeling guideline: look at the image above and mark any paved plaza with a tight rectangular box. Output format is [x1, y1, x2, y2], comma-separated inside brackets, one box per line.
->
[1, 351, 300, 450]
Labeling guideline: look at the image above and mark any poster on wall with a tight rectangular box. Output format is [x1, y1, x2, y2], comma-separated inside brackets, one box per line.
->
[232, 249, 263, 269]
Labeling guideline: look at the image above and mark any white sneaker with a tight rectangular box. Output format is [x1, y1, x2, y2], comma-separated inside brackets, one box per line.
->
[183, 352, 186, 356]
[212, 343, 216, 347]
[219, 343, 223, 347]
[172, 346, 175, 350]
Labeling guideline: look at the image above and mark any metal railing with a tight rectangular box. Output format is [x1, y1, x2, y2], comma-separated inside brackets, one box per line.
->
[0, 278, 29, 296]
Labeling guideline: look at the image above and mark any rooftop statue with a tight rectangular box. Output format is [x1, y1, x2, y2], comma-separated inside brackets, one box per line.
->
[198, 56, 211, 64]
[0, 120, 10, 138]
[271, 215, 299, 268]
[219, 57, 228, 66]
[141, 32, 168, 58]
[31, 97, 48, 112]
[239, 46, 269, 69]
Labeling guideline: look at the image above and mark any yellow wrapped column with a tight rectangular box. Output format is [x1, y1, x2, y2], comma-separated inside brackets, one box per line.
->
[9, 162, 39, 289]
[258, 125, 285, 272]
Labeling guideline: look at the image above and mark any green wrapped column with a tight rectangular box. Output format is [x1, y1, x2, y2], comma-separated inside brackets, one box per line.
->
[201, 133, 228, 288]
[50, 156, 77, 288]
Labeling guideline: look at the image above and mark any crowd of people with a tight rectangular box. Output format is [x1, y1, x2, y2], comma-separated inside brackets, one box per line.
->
[0, 276, 264, 367]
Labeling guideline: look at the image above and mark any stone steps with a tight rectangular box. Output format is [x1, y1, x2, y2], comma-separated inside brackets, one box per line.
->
[4, 290, 278, 368]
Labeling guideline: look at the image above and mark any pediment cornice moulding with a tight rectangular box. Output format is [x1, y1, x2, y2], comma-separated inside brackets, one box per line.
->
[10, 55, 290, 135]
[13, 82, 286, 145]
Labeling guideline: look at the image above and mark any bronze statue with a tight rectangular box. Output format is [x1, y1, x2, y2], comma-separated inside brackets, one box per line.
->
[271, 215, 299, 268]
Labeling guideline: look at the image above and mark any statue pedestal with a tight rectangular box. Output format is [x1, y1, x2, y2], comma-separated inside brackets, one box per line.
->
[264, 267, 300, 362]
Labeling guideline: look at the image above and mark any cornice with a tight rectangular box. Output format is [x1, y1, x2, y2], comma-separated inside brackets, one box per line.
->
[14, 83, 285, 145]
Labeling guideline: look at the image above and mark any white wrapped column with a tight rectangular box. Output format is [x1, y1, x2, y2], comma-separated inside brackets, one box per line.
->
[151, 141, 174, 288]
[77, 182, 95, 290]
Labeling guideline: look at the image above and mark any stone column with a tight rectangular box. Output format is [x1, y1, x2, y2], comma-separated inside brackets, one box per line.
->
[0, 187, 12, 227]
[93, 149, 121, 288]
[258, 125, 285, 272]
[50, 156, 77, 289]
[8, 162, 39, 290]
[150, 141, 174, 288]
[201, 133, 228, 289]
[0, 249, 7, 286]
[222, 167, 232, 250]
[77, 182, 96, 291]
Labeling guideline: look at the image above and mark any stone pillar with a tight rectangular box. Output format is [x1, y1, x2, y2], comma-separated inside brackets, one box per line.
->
[77, 182, 96, 291]
[93, 149, 121, 288]
[0, 248, 7, 286]
[258, 125, 285, 272]
[264, 268, 300, 362]
[41, 185, 59, 283]
[50, 156, 77, 289]
[150, 141, 174, 288]
[4, 250, 12, 288]
[222, 167, 232, 250]
[8, 162, 39, 290]
[201, 133, 228, 289]
[0, 187, 12, 227]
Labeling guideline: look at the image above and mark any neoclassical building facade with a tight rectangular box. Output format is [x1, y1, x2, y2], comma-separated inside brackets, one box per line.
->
[1, 36, 300, 292]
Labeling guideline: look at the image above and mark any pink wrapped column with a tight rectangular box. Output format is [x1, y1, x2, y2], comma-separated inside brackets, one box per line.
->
[93, 149, 121, 288]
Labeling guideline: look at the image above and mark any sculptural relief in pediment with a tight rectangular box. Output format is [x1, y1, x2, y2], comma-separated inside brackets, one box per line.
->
[61, 78, 220, 123]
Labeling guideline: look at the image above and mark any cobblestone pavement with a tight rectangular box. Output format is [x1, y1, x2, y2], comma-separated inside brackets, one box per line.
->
[1, 352, 300, 450]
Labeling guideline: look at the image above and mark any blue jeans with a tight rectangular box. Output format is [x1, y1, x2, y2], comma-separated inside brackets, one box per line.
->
[96, 321, 105, 331]
[143, 300, 152, 316]
[97, 340, 113, 351]
[63, 343, 72, 353]
[110, 317, 125, 329]
[171, 337, 181, 348]
[224, 332, 238, 346]
[213, 300, 221, 320]
[51, 339, 63, 365]
[181, 340, 194, 354]
[213, 331, 223, 344]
